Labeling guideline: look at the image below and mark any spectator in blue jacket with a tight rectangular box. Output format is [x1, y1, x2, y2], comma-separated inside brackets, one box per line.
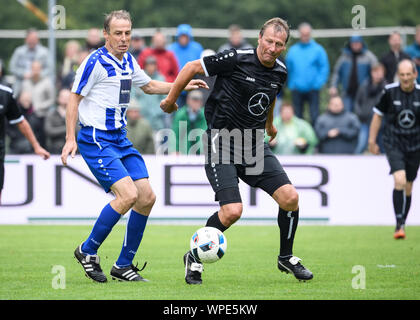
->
[168, 24, 203, 69]
[286, 23, 329, 125]
[168, 24, 203, 107]
[404, 25, 420, 83]
[329, 35, 378, 112]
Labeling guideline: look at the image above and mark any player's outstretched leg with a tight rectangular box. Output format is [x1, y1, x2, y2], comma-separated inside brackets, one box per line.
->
[111, 178, 155, 281]
[392, 171, 410, 239]
[277, 208, 313, 281]
[402, 194, 412, 227]
[273, 185, 313, 281]
[397, 181, 413, 239]
[111, 210, 150, 282]
[393, 189, 406, 239]
[74, 203, 122, 282]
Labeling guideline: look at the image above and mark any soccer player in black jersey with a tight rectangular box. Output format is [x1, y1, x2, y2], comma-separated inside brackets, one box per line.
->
[0, 84, 50, 204]
[161, 18, 313, 284]
[369, 59, 420, 239]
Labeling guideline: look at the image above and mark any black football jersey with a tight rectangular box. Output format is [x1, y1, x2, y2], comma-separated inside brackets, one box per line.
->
[0, 84, 23, 156]
[374, 82, 420, 153]
[201, 48, 287, 132]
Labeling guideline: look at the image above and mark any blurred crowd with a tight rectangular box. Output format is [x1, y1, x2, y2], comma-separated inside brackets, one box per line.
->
[1, 23, 420, 156]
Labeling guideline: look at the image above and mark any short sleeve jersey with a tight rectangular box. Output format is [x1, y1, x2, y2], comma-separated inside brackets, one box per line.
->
[0, 84, 23, 154]
[72, 46, 151, 130]
[200, 48, 287, 132]
[374, 82, 420, 153]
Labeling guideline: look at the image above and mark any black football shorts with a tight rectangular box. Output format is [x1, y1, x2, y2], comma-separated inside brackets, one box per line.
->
[204, 143, 292, 206]
[385, 148, 420, 182]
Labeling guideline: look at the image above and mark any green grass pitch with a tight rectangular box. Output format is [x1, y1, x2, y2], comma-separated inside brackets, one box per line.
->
[0, 224, 419, 300]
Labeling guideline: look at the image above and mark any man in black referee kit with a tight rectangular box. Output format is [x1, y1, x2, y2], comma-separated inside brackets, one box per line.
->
[0, 83, 50, 203]
[161, 17, 313, 284]
[369, 59, 420, 239]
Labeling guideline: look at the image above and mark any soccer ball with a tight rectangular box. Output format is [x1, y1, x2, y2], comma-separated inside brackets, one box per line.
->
[190, 227, 227, 263]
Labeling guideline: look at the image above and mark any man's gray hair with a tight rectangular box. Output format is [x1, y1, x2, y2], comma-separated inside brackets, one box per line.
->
[103, 10, 132, 33]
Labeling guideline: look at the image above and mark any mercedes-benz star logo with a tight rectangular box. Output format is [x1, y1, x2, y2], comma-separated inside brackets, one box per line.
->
[247, 92, 270, 116]
[398, 109, 416, 129]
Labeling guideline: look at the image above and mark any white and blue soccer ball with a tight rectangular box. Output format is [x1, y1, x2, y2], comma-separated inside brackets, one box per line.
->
[190, 227, 227, 263]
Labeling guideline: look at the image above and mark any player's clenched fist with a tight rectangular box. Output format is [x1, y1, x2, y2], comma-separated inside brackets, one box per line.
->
[160, 98, 178, 114]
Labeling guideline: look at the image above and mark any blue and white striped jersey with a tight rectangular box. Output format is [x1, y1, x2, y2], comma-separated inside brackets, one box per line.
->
[72, 46, 151, 130]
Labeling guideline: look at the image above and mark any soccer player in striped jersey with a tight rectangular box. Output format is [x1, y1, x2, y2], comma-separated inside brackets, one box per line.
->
[61, 10, 207, 282]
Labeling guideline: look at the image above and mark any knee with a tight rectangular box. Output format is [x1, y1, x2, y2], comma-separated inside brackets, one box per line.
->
[119, 188, 139, 210]
[220, 203, 243, 225]
[282, 190, 299, 212]
[394, 178, 407, 190]
[144, 191, 157, 208]
[406, 182, 413, 196]
[393, 170, 407, 190]
[273, 184, 299, 211]
[137, 190, 156, 210]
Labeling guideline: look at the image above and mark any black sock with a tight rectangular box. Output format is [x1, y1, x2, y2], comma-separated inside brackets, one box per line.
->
[403, 195, 412, 225]
[205, 211, 228, 232]
[278, 207, 299, 258]
[393, 189, 404, 228]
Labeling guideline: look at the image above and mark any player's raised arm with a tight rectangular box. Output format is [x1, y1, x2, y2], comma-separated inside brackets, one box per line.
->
[140, 80, 173, 95]
[141, 72, 207, 114]
[141, 73, 208, 96]
[160, 60, 207, 113]
[61, 92, 83, 165]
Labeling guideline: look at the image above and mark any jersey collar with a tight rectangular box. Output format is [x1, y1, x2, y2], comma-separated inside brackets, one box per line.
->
[100, 46, 128, 71]
[254, 48, 276, 70]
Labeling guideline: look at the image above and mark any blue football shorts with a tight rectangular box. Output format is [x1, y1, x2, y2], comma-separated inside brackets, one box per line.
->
[77, 126, 149, 192]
